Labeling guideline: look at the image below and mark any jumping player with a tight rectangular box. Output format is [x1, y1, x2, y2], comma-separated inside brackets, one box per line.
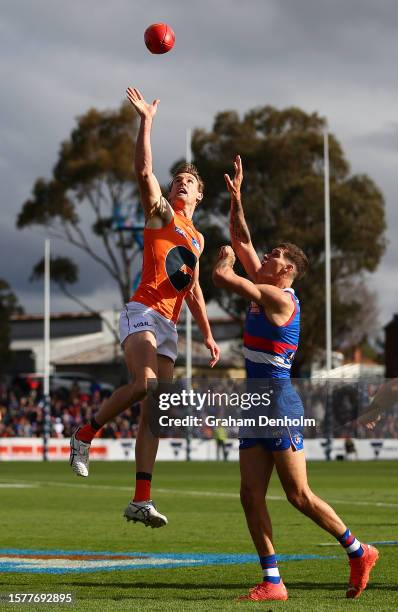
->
[212, 155, 378, 601]
[70, 88, 220, 528]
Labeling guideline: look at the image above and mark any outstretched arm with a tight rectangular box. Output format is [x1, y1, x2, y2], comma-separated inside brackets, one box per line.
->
[126, 87, 173, 223]
[185, 279, 220, 368]
[185, 236, 220, 367]
[225, 155, 262, 281]
[212, 246, 293, 321]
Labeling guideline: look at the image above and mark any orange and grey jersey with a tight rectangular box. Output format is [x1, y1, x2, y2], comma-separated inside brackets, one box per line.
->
[131, 211, 202, 324]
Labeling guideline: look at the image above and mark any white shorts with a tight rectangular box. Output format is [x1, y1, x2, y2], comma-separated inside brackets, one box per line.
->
[119, 301, 178, 363]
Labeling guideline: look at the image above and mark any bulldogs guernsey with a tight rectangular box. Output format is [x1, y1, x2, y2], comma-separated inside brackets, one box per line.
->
[243, 288, 300, 379]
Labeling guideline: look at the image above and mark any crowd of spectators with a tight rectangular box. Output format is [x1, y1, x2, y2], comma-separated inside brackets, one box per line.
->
[0, 376, 397, 440]
[0, 377, 140, 439]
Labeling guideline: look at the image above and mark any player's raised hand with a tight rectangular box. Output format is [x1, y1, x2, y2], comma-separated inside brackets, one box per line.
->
[224, 155, 243, 197]
[126, 87, 160, 119]
[218, 245, 236, 266]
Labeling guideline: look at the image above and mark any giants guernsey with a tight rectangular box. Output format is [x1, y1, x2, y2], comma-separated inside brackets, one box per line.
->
[244, 288, 300, 379]
[131, 210, 202, 324]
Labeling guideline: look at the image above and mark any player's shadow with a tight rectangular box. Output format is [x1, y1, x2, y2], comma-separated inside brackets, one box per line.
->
[290, 582, 397, 592]
[67, 581, 252, 590]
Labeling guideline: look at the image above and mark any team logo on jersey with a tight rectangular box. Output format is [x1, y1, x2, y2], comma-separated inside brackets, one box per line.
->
[249, 301, 261, 314]
[192, 237, 200, 251]
[165, 246, 197, 291]
[174, 226, 187, 238]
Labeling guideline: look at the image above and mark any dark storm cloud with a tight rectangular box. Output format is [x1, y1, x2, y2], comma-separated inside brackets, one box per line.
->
[1, 0, 398, 325]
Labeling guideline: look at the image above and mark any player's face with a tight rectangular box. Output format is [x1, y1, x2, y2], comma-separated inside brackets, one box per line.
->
[257, 247, 292, 283]
[169, 173, 202, 209]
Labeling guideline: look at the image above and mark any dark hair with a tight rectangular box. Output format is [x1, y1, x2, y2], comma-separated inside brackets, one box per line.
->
[277, 242, 309, 281]
[169, 163, 205, 194]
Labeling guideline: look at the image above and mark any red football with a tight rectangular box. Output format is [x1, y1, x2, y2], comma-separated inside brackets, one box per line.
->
[144, 23, 175, 54]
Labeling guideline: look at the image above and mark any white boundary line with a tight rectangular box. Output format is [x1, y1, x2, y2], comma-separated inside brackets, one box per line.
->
[0, 484, 38, 488]
[1, 478, 397, 508]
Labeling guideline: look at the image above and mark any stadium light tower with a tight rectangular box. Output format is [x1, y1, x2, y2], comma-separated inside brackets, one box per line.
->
[43, 239, 51, 461]
[324, 129, 332, 374]
[324, 129, 333, 461]
[185, 129, 193, 389]
[185, 129, 194, 461]
[111, 201, 145, 293]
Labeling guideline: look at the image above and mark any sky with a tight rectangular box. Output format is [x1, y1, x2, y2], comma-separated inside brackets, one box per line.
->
[1, 0, 397, 333]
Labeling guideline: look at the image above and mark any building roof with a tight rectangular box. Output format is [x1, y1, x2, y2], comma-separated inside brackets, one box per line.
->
[53, 337, 244, 368]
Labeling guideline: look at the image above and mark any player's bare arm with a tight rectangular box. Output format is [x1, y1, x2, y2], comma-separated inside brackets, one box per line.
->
[185, 235, 220, 367]
[357, 379, 398, 430]
[185, 280, 220, 368]
[225, 155, 262, 280]
[212, 246, 293, 324]
[126, 87, 173, 225]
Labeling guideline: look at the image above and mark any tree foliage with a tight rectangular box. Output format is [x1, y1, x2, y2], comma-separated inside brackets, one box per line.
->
[17, 102, 141, 305]
[17, 100, 386, 371]
[0, 279, 24, 374]
[187, 106, 386, 370]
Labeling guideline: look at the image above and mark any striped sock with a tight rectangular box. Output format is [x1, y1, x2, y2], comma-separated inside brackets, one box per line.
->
[259, 554, 281, 584]
[337, 528, 364, 558]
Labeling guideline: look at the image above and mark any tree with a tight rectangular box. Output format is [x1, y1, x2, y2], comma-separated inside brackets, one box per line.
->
[0, 279, 24, 374]
[17, 102, 142, 307]
[185, 106, 386, 371]
[17, 101, 386, 372]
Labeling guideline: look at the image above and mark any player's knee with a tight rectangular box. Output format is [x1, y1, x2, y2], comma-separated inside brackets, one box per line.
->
[286, 488, 313, 511]
[240, 483, 263, 512]
[134, 377, 158, 401]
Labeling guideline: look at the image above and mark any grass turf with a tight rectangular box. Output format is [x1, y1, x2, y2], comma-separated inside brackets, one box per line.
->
[0, 460, 397, 610]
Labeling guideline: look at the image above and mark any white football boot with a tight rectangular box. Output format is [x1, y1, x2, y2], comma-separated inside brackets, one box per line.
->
[69, 428, 90, 477]
[123, 500, 168, 528]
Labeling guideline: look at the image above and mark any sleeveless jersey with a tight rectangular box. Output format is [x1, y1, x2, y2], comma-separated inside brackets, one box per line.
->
[131, 210, 202, 323]
[243, 288, 300, 379]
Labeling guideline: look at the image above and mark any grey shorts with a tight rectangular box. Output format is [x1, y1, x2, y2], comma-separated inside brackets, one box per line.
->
[119, 301, 178, 363]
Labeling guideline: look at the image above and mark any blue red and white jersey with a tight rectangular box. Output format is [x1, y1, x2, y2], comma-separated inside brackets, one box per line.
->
[243, 288, 300, 379]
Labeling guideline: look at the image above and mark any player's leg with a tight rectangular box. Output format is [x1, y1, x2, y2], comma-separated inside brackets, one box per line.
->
[97, 331, 159, 425]
[133, 355, 174, 491]
[273, 447, 379, 598]
[70, 331, 158, 477]
[124, 353, 174, 528]
[238, 443, 288, 601]
[240, 444, 275, 555]
[274, 447, 346, 534]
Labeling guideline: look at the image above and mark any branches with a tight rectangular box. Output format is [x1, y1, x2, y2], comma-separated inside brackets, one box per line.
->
[17, 101, 139, 307]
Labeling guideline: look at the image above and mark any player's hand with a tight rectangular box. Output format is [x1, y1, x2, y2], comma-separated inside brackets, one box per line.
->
[357, 413, 382, 430]
[218, 245, 236, 266]
[204, 336, 220, 368]
[126, 87, 159, 119]
[224, 155, 243, 198]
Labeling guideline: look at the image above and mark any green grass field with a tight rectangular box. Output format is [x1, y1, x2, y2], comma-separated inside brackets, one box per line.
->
[0, 460, 397, 611]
